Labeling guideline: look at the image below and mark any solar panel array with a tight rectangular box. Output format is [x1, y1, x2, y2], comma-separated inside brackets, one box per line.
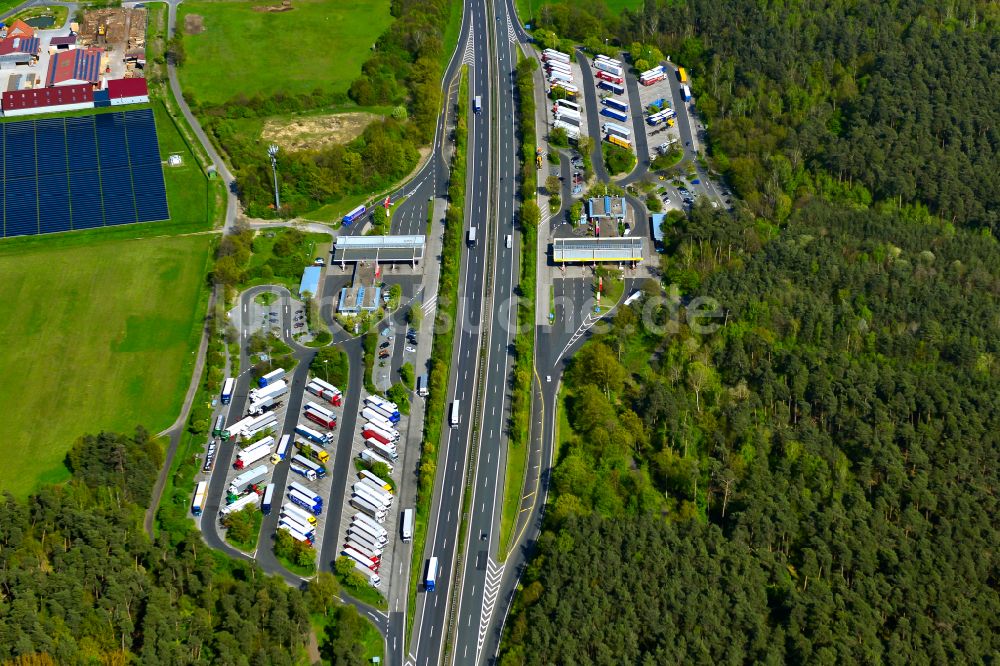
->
[1, 109, 169, 237]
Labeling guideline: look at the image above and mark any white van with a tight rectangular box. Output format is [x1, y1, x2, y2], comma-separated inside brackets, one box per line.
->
[506, 234, 512, 249]
[468, 227, 477, 246]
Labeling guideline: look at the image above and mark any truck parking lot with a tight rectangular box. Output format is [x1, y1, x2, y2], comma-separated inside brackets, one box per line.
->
[633, 66, 681, 164]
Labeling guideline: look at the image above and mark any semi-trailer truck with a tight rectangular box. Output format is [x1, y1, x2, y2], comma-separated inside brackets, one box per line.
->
[228, 465, 268, 496]
[288, 489, 323, 514]
[600, 107, 628, 122]
[343, 204, 366, 227]
[351, 495, 388, 521]
[192, 481, 207, 516]
[306, 378, 343, 406]
[602, 122, 631, 138]
[450, 400, 460, 428]
[682, 84, 692, 102]
[234, 439, 273, 470]
[279, 514, 315, 537]
[598, 79, 625, 95]
[354, 483, 392, 509]
[362, 424, 397, 446]
[291, 453, 327, 478]
[354, 482, 393, 507]
[361, 408, 396, 431]
[345, 539, 383, 561]
[602, 97, 628, 112]
[360, 449, 395, 473]
[282, 502, 319, 525]
[221, 378, 235, 404]
[545, 60, 571, 74]
[279, 524, 314, 546]
[271, 434, 291, 464]
[343, 546, 380, 569]
[258, 368, 285, 388]
[365, 395, 398, 412]
[359, 470, 392, 492]
[248, 379, 288, 403]
[296, 440, 330, 463]
[289, 461, 319, 482]
[346, 531, 385, 553]
[352, 559, 381, 587]
[474, 95, 482, 114]
[401, 507, 414, 542]
[358, 478, 394, 503]
[607, 134, 632, 150]
[350, 521, 388, 545]
[261, 483, 275, 515]
[366, 438, 399, 462]
[278, 518, 316, 546]
[343, 548, 380, 573]
[548, 71, 573, 84]
[222, 415, 255, 441]
[593, 59, 623, 77]
[550, 81, 579, 97]
[555, 99, 580, 113]
[365, 402, 400, 423]
[295, 424, 332, 445]
[595, 54, 622, 67]
[305, 407, 337, 430]
[213, 415, 225, 437]
[554, 106, 581, 121]
[595, 70, 623, 85]
[553, 120, 581, 140]
[542, 49, 570, 63]
[425, 557, 439, 591]
[288, 481, 323, 505]
[243, 413, 277, 439]
[220, 492, 259, 517]
[678, 67, 688, 83]
[353, 512, 389, 537]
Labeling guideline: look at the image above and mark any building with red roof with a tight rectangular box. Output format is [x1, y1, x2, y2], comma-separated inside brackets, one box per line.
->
[1, 84, 94, 116]
[108, 77, 148, 105]
[1, 19, 34, 41]
[46, 47, 103, 87]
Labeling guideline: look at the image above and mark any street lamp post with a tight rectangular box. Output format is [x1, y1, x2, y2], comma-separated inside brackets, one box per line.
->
[268, 144, 280, 211]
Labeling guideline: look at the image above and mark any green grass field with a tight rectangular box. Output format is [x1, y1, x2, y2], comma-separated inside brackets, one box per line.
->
[0, 234, 211, 498]
[178, 0, 394, 106]
[515, 0, 643, 23]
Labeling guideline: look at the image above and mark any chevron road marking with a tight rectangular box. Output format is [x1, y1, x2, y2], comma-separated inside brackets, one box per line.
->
[476, 558, 506, 654]
[462, 29, 476, 65]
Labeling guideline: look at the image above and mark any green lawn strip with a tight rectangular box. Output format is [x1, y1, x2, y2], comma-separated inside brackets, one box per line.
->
[177, 0, 393, 106]
[405, 65, 469, 643]
[334, 571, 389, 611]
[440, 0, 463, 71]
[275, 552, 317, 578]
[499, 45, 538, 558]
[0, 235, 211, 499]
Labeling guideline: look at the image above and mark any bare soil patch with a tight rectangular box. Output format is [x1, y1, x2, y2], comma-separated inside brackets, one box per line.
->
[253, 0, 295, 12]
[184, 14, 204, 35]
[261, 112, 379, 152]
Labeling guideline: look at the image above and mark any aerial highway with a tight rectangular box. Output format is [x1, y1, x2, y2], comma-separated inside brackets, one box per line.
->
[408, 0, 496, 662]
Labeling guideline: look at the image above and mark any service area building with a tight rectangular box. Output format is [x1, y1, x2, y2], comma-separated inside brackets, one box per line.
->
[552, 237, 644, 263]
[333, 235, 425, 266]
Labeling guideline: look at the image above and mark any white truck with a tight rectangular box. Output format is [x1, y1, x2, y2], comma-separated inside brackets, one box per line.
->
[234, 439, 273, 470]
[248, 379, 288, 403]
[360, 449, 395, 473]
[353, 511, 389, 537]
[219, 492, 259, 517]
[351, 495, 388, 521]
[228, 465, 268, 495]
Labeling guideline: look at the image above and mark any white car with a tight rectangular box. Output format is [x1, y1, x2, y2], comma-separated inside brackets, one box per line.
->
[405, 346, 416, 353]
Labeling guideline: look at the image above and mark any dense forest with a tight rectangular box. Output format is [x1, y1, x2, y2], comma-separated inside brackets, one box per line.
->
[501, 198, 1000, 663]
[527, 0, 1000, 231]
[200, 0, 455, 217]
[0, 429, 363, 664]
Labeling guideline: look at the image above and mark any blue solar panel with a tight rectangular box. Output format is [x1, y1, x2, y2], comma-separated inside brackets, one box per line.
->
[4, 123, 36, 179]
[5, 178, 38, 236]
[39, 171, 72, 233]
[133, 165, 169, 221]
[1, 110, 170, 237]
[65, 116, 99, 165]
[124, 109, 160, 165]
[69, 169, 104, 229]
[35, 118, 69, 178]
[95, 113, 129, 168]
[100, 166, 136, 226]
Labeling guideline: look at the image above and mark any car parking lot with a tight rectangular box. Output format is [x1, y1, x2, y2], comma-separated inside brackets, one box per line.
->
[634, 71, 681, 163]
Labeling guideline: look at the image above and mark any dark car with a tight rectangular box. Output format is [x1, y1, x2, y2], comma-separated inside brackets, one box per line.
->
[380, 341, 391, 349]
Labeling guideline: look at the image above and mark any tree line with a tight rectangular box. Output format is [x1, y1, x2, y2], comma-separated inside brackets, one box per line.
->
[499, 199, 1000, 663]
[0, 428, 373, 664]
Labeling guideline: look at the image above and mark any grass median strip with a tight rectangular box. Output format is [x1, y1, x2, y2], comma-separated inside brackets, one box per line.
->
[500, 47, 539, 558]
[406, 65, 469, 643]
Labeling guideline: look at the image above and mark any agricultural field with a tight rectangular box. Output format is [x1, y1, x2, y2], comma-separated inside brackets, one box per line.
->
[516, 0, 643, 21]
[177, 0, 394, 106]
[0, 234, 211, 498]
